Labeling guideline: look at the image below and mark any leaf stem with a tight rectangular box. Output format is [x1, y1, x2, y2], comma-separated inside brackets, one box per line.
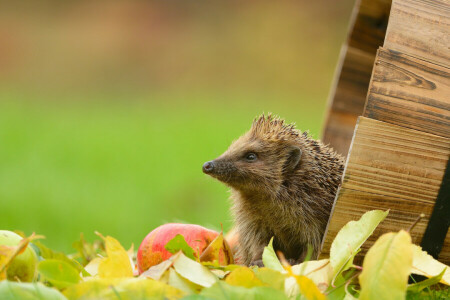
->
[407, 214, 425, 233]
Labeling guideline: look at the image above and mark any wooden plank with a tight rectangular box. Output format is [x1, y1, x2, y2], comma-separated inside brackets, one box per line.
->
[320, 117, 450, 264]
[364, 48, 450, 138]
[321, 188, 436, 262]
[322, 46, 375, 155]
[349, 0, 392, 53]
[384, 0, 450, 67]
[321, 0, 391, 156]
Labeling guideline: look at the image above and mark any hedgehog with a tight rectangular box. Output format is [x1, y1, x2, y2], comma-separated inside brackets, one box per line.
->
[202, 114, 345, 266]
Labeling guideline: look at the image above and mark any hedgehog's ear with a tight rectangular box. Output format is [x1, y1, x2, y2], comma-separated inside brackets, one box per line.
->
[283, 146, 302, 174]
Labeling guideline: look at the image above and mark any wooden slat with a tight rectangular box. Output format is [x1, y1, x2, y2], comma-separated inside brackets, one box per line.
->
[321, 0, 391, 156]
[364, 48, 450, 138]
[322, 46, 375, 155]
[348, 0, 392, 53]
[320, 117, 450, 264]
[384, 0, 450, 67]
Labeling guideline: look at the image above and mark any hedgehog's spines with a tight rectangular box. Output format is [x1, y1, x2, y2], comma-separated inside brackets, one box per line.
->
[251, 113, 300, 141]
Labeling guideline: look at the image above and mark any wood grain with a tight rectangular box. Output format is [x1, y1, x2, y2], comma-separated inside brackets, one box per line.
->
[364, 48, 450, 138]
[349, 0, 392, 53]
[384, 0, 450, 67]
[321, 0, 391, 156]
[320, 117, 450, 264]
[322, 46, 375, 155]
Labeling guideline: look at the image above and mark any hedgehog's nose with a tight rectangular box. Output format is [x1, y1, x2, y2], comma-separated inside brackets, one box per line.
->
[203, 161, 215, 174]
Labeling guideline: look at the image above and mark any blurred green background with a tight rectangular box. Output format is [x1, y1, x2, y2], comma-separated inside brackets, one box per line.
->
[0, 0, 354, 252]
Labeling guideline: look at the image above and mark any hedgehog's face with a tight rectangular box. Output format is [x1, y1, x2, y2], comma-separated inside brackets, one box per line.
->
[203, 133, 302, 195]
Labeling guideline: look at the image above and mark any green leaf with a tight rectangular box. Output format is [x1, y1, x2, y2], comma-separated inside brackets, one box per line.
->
[262, 237, 284, 273]
[38, 259, 81, 289]
[359, 230, 412, 300]
[200, 281, 288, 300]
[254, 268, 286, 290]
[34, 241, 89, 277]
[0, 280, 67, 300]
[165, 234, 196, 260]
[71, 233, 104, 266]
[408, 268, 446, 293]
[325, 273, 348, 300]
[330, 210, 388, 278]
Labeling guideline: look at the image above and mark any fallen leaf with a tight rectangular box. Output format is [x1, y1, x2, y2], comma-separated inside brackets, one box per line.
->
[285, 264, 326, 300]
[38, 259, 81, 289]
[168, 268, 202, 294]
[140, 259, 173, 280]
[225, 266, 264, 288]
[96, 232, 133, 278]
[63, 277, 183, 300]
[262, 237, 284, 273]
[411, 244, 450, 285]
[200, 281, 288, 300]
[165, 234, 196, 260]
[172, 251, 218, 288]
[292, 259, 332, 287]
[0, 280, 67, 300]
[254, 267, 286, 290]
[34, 241, 88, 277]
[199, 232, 234, 265]
[359, 230, 412, 300]
[84, 257, 101, 277]
[408, 268, 446, 293]
[330, 210, 388, 279]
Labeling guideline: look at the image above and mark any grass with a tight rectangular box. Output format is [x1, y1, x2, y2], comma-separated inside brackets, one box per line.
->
[0, 90, 327, 252]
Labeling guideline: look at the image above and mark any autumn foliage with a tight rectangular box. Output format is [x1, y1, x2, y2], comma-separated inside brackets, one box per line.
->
[0, 210, 449, 299]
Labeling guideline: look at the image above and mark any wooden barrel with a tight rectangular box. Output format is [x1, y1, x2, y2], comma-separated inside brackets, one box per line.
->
[320, 0, 450, 264]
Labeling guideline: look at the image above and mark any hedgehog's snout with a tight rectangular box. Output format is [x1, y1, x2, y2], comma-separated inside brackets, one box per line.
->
[202, 161, 215, 174]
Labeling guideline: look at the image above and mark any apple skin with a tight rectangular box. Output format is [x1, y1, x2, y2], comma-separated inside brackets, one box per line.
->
[0, 230, 38, 282]
[137, 223, 219, 274]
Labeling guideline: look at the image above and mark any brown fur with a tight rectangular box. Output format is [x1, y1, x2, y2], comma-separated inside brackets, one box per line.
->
[203, 114, 344, 265]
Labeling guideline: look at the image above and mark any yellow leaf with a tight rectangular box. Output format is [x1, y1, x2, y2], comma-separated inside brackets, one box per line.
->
[140, 259, 173, 280]
[411, 244, 450, 285]
[168, 268, 202, 294]
[293, 259, 332, 288]
[199, 232, 234, 265]
[96, 232, 133, 278]
[225, 267, 264, 288]
[84, 257, 101, 277]
[285, 265, 326, 300]
[63, 277, 184, 300]
[359, 230, 412, 300]
[172, 252, 217, 288]
[330, 210, 388, 278]
[254, 267, 286, 290]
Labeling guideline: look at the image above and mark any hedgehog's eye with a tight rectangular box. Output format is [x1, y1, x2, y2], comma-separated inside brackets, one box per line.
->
[245, 152, 257, 162]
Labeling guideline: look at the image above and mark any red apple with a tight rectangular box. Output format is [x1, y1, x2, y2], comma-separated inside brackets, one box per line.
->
[137, 223, 231, 273]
